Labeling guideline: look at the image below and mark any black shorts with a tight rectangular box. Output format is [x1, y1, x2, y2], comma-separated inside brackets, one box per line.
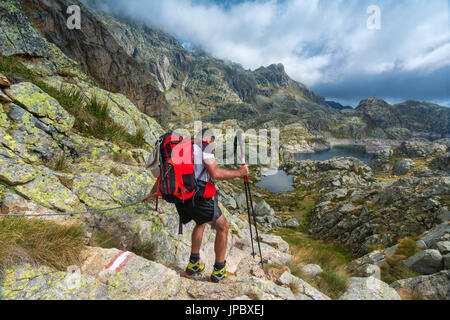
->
[175, 196, 222, 226]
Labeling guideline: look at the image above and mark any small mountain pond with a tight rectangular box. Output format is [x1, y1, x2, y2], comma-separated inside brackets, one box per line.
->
[256, 145, 373, 193]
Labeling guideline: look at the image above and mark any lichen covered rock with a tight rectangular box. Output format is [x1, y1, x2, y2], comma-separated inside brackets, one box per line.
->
[6, 82, 74, 133]
[339, 276, 402, 300]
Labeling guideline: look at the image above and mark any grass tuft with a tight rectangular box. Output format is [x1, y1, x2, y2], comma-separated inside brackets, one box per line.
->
[395, 238, 421, 258]
[0, 54, 147, 149]
[0, 217, 86, 272]
[380, 254, 420, 284]
[286, 247, 350, 299]
[47, 153, 69, 172]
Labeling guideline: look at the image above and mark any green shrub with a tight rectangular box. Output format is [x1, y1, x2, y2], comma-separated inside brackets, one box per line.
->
[396, 238, 421, 258]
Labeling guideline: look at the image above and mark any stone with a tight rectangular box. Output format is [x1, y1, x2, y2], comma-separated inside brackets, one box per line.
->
[0, 90, 11, 103]
[6, 82, 74, 133]
[384, 244, 399, 256]
[300, 264, 323, 277]
[15, 170, 86, 212]
[416, 240, 427, 250]
[435, 241, 450, 255]
[346, 250, 387, 276]
[79, 247, 299, 300]
[0, 155, 38, 185]
[265, 215, 282, 228]
[235, 192, 247, 210]
[338, 276, 402, 300]
[222, 196, 237, 210]
[443, 254, 450, 269]
[391, 271, 448, 300]
[259, 234, 289, 253]
[393, 159, 415, 176]
[255, 200, 274, 217]
[419, 222, 450, 249]
[403, 250, 443, 275]
[0, 264, 127, 300]
[0, 73, 11, 87]
[277, 271, 331, 300]
[285, 218, 300, 228]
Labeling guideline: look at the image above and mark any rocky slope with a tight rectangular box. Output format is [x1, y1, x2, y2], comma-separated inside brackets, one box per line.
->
[282, 140, 449, 255]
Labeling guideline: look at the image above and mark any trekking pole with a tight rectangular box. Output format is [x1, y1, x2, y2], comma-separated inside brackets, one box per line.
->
[235, 135, 255, 258]
[236, 131, 264, 266]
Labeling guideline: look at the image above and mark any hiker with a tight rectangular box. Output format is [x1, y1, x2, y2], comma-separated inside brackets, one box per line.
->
[142, 128, 249, 283]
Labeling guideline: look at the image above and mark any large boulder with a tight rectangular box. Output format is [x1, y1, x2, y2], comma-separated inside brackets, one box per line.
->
[435, 241, 450, 255]
[277, 271, 331, 300]
[259, 234, 289, 253]
[346, 250, 386, 276]
[403, 250, 444, 275]
[285, 218, 300, 228]
[338, 277, 402, 300]
[390, 271, 448, 300]
[255, 200, 275, 217]
[393, 159, 415, 176]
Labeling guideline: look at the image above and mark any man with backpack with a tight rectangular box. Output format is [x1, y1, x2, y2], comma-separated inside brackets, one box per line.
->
[142, 128, 249, 283]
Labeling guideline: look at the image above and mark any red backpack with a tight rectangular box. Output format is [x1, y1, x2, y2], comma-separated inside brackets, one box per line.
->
[155, 132, 216, 203]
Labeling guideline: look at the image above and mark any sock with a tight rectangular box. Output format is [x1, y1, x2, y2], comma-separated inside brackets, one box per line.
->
[190, 253, 200, 263]
[214, 261, 226, 270]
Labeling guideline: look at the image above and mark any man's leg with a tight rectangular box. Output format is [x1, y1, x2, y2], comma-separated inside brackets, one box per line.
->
[213, 214, 229, 263]
[185, 223, 207, 277]
[191, 223, 207, 255]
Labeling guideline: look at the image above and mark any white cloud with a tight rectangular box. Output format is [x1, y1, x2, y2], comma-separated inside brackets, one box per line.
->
[100, 0, 450, 91]
[402, 43, 450, 72]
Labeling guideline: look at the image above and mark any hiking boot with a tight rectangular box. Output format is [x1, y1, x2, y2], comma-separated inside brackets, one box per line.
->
[210, 265, 235, 283]
[184, 260, 205, 278]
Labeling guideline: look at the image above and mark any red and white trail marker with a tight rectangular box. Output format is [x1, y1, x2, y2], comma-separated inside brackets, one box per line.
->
[105, 251, 135, 273]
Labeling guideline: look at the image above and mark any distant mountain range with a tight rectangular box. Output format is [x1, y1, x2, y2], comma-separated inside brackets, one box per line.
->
[325, 101, 353, 111]
[3, 0, 448, 140]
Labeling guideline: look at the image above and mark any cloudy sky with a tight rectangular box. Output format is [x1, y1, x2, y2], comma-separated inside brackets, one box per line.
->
[95, 0, 450, 107]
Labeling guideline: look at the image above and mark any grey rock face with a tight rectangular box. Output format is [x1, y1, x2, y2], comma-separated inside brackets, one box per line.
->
[339, 276, 402, 300]
[403, 250, 443, 275]
[390, 271, 448, 300]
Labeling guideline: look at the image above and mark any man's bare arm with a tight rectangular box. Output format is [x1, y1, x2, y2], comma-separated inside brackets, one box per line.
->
[204, 159, 249, 181]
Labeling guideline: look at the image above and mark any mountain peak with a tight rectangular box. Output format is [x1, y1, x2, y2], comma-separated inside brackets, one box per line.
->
[356, 97, 390, 110]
